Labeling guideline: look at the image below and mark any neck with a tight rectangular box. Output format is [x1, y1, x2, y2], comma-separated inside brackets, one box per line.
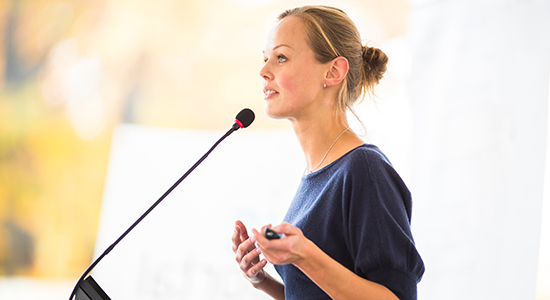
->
[290, 115, 363, 173]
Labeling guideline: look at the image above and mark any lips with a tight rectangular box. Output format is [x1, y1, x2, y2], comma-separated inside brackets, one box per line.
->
[263, 87, 278, 99]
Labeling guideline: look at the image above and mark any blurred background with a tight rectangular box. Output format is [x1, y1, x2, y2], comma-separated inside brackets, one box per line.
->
[0, 0, 549, 299]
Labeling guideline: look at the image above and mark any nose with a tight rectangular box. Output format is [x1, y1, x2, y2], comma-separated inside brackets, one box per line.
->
[259, 60, 272, 81]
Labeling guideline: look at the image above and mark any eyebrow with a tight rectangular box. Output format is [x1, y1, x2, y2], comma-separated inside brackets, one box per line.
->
[263, 44, 294, 53]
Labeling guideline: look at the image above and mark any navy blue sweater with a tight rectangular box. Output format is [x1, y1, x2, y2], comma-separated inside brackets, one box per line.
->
[274, 144, 424, 300]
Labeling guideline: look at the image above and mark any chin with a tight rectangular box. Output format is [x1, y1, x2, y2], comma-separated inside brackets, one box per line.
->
[264, 104, 288, 120]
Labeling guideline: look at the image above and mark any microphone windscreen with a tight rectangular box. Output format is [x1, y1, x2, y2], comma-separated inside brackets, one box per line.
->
[235, 108, 255, 128]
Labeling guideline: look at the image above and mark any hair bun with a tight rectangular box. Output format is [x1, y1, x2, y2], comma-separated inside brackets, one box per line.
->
[362, 45, 388, 92]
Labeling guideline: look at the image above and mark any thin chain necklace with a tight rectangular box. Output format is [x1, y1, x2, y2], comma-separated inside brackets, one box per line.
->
[308, 127, 350, 174]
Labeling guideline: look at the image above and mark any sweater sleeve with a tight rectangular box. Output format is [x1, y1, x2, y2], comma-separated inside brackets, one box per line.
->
[342, 148, 424, 300]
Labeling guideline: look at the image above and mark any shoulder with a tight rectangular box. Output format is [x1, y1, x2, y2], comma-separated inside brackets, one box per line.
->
[325, 144, 401, 194]
[338, 144, 394, 176]
[338, 144, 412, 218]
[306, 144, 401, 190]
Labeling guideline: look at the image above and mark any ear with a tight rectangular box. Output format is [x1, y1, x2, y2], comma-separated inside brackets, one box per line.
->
[324, 56, 349, 88]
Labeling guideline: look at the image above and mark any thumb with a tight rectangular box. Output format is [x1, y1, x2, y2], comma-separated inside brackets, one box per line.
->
[272, 222, 300, 236]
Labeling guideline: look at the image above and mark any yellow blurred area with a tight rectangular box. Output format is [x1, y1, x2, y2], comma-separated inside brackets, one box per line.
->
[0, 78, 110, 277]
[0, 0, 409, 279]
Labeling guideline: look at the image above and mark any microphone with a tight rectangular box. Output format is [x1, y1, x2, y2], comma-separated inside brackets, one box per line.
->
[233, 108, 255, 130]
[69, 108, 255, 300]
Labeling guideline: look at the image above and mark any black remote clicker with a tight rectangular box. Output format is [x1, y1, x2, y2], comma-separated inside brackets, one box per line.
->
[264, 227, 281, 240]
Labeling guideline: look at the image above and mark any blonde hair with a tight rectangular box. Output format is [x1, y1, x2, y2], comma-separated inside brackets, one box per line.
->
[278, 6, 388, 117]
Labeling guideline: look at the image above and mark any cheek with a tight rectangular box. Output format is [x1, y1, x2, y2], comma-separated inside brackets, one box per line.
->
[277, 70, 299, 93]
[278, 68, 315, 99]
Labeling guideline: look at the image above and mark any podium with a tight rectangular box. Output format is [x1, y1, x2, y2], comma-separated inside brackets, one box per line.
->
[76, 276, 111, 300]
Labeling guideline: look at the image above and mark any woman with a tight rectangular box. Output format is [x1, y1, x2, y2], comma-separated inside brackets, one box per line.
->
[231, 5, 424, 300]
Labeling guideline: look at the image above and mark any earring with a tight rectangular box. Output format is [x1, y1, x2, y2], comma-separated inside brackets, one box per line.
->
[323, 83, 327, 88]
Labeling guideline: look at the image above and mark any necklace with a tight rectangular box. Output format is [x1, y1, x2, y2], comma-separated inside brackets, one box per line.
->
[309, 127, 350, 174]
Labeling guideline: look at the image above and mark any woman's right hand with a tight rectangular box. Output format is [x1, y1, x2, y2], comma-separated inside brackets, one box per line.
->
[232, 220, 268, 285]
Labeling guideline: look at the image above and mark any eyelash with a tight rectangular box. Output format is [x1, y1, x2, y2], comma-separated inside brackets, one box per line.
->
[264, 55, 287, 63]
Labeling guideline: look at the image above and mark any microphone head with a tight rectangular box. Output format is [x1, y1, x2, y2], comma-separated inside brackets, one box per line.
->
[235, 108, 255, 129]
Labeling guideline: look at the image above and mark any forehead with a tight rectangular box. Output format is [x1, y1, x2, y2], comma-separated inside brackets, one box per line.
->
[264, 16, 308, 52]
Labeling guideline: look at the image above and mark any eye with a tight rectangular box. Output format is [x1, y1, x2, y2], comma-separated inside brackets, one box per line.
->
[278, 55, 287, 63]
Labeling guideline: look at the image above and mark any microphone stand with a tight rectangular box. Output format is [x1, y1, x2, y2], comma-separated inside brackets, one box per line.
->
[69, 122, 245, 300]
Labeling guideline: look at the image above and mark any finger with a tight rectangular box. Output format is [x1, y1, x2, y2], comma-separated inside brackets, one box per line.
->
[231, 225, 243, 253]
[232, 225, 242, 243]
[240, 247, 262, 270]
[236, 220, 250, 241]
[260, 224, 276, 236]
[245, 258, 268, 278]
[272, 222, 300, 235]
[235, 236, 258, 262]
[252, 228, 273, 247]
[252, 228, 285, 254]
[233, 220, 252, 250]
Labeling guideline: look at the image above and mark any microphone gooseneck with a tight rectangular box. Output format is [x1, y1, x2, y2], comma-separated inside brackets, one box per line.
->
[69, 108, 254, 300]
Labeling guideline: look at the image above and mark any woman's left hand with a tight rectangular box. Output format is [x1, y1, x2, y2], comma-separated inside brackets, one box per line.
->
[252, 222, 314, 266]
